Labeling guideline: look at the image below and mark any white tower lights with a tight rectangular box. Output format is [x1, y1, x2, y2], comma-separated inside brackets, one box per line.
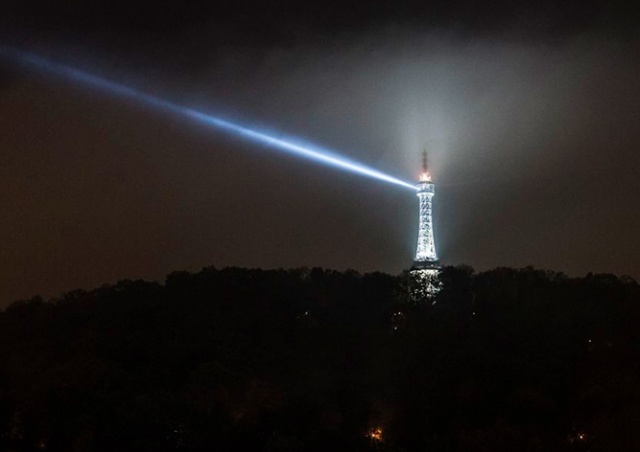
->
[413, 152, 439, 270]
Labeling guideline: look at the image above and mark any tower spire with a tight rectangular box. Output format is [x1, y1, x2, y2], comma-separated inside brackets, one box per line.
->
[422, 149, 428, 174]
[419, 149, 431, 182]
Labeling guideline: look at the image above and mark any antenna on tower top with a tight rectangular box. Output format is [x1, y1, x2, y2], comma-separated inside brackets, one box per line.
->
[419, 149, 431, 182]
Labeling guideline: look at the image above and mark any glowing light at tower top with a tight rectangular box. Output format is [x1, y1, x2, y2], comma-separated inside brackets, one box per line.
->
[1, 47, 417, 191]
[419, 172, 432, 182]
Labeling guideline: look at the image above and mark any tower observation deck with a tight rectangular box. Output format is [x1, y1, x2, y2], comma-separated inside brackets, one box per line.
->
[413, 152, 439, 270]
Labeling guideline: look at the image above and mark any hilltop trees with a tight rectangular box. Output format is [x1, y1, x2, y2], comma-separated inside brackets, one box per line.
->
[0, 266, 638, 451]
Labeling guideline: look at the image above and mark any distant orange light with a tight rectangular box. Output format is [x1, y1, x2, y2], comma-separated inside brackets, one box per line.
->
[420, 172, 431, 182]
[569, 431, 588, 444]
[368, 427, 383, 441]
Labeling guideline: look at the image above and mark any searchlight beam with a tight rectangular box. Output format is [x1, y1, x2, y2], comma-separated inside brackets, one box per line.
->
[3, 48, 416, 191]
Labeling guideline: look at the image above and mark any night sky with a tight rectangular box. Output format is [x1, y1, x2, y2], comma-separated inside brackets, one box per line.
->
[1, 0, 639, 306]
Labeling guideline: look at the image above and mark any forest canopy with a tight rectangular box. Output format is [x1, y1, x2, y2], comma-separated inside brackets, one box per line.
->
[0, 266, 639, 451]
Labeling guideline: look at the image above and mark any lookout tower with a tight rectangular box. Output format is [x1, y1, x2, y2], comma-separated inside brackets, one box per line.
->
[413, 151, 439, 270]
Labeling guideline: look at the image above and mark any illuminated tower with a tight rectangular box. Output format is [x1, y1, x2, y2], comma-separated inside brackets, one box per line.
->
[413, 152, 439, 270]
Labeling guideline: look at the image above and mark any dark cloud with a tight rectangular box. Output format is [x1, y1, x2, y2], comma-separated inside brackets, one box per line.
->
[3, 1, 637, 87]
[3, 0, 638, 50]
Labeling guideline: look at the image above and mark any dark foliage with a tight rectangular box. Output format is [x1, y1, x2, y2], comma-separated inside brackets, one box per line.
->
[0, 266, 638, 451]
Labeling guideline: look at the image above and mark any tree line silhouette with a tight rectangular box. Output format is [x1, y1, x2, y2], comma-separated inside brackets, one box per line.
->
[0, 266, 638, 451]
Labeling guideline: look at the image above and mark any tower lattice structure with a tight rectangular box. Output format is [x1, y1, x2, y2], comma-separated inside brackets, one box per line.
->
[413, 152, 439, 269]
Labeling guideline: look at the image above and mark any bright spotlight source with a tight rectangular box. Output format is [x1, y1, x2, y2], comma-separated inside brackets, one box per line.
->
[419, 172, 432, 182]
[2, 47, 416, 191]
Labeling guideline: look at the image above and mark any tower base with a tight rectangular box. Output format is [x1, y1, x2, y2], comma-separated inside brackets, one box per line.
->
[410, 260, 440, 271]
[408, 263, 441, 301]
